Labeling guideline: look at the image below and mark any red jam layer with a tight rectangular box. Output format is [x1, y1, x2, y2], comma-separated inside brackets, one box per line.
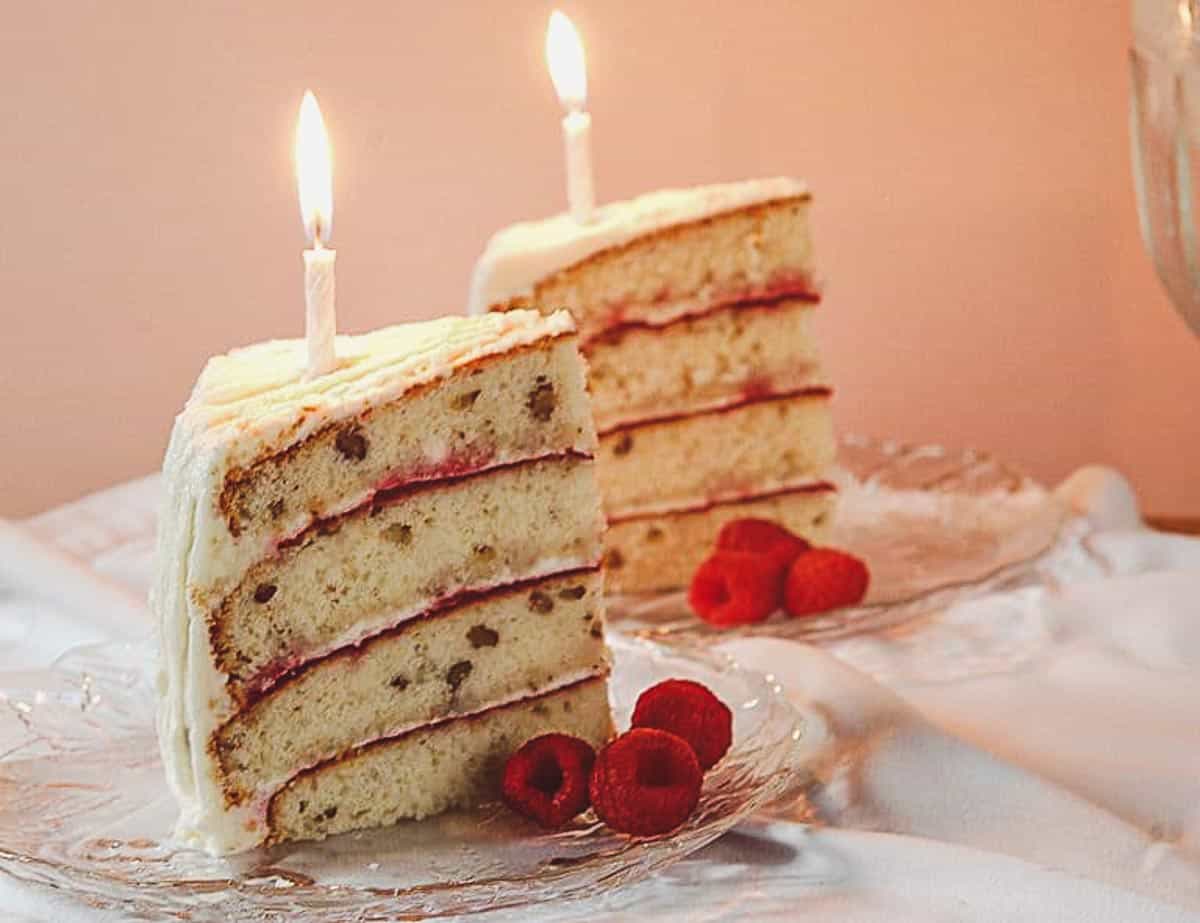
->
[598, 386, 833, 438]
[582, 272, 820, 345]
[587, 283, 820, 349]
[275, 449, 593, 554]
[607, 480, 837, 525]
[374, 446, 497, 493]
[237, 564, 602, 710]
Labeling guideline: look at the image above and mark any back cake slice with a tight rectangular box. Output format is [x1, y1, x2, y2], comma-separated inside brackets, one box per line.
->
[470, 178, 838, 594]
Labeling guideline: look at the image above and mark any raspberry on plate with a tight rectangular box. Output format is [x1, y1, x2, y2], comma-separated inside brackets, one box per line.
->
[589, 728, 702, 836]
[631, 679, 732, 770]
[688, 551, 782, 626]
[716, 518, 810, 571]
[783, 547, 870, 617]
[501, 733, 596, 828]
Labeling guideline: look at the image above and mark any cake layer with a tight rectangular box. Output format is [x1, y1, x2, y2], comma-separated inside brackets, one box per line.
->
[470, 178, 810, 312]
[217, 333, 594, 571]
[481, 192, 815, 342]
[605, 484, 837, 593]
[596, 391, 835, 519]
[214, 569, 608, 806]
[496, 195, 816, 340]
[164, 310, 583, 603]
[268, 676, 613, 844]
[587, 299, 826, 433]
[212, 453, 604, 701]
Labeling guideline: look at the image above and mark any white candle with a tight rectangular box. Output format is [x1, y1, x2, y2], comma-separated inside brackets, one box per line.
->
[303, 244, 336, 377]
[295, 90, 337, 378]
[546, 11, 595, 223]
[562, 110, 594, 223]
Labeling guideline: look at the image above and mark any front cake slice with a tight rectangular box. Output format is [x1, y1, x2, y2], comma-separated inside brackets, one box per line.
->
[153, 309, 613, 854]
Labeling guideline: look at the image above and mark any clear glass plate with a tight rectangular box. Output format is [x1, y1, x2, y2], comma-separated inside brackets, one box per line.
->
[609, 434, 1077, 643]
[0, 635, 817, 920]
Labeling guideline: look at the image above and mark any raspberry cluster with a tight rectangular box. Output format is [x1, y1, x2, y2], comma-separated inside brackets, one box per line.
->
[501, 679, 733, 836]
[688, 518, 869, 626]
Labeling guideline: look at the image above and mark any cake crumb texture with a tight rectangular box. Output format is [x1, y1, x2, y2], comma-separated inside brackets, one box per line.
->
[215, 570, 608, 805]
[268, 677, 613, 843]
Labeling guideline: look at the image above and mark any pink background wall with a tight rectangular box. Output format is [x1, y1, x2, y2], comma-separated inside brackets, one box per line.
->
[2, 2, 1197, 518]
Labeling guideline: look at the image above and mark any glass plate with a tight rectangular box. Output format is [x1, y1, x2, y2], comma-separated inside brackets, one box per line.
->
[0, 635, 816, 920]
[610, 434, 1078, 643]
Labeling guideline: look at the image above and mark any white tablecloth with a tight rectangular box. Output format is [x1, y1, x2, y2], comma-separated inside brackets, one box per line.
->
[1, 469, 1198, 921]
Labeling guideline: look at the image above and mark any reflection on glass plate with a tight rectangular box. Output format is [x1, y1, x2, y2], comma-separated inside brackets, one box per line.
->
[0, 635, 818, 920]
[610, 434, 1079, 643]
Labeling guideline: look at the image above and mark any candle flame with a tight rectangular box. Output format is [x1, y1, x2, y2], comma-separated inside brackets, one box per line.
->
[546, 10, 587, 111]
[296, 90, 333, 246]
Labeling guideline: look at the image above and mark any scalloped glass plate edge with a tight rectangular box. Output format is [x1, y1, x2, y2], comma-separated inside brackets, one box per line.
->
[608, 434, 1083, 645]
[0, 635, 817, 920]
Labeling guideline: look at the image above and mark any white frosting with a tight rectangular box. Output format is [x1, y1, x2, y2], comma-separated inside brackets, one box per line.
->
[176, 310, 576, 601]
[468, 177, 809, 313]
[153, 309, 582, 855]
[188, 310, 574, 472]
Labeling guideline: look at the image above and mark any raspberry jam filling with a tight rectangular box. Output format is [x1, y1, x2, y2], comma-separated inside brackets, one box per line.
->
[607, 480, 836, 525]
[274, 449, 592, 554]
[238, 563, 602, 706]
[582, 271, 820, 344]
[598, 385, 832, 439]
[374, 446, 496, 493]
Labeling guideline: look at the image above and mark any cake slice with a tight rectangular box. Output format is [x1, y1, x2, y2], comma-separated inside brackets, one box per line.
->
[153, 310, 613, 854]
[471, 179, 837, 594]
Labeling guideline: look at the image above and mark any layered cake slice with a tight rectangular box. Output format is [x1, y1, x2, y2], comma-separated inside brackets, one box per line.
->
[153, 310, 613, 854]
[470, 178, 837, 593]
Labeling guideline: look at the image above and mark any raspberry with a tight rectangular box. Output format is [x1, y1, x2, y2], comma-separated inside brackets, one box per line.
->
[783, 548, 870, 617]
[501, 733, 595, 828]
[589, 728, 702, 836]
[631, 679, 732, 770]
[688, 551, 782, 626]
[716, 518, 810, 571]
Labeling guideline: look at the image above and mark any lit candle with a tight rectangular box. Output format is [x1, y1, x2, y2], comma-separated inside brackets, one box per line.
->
[295, 90, 337, 378]
[545, 11, 595, 223]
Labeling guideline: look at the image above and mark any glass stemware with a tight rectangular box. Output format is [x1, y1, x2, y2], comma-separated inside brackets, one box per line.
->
[1131, 0, 1200, 336]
